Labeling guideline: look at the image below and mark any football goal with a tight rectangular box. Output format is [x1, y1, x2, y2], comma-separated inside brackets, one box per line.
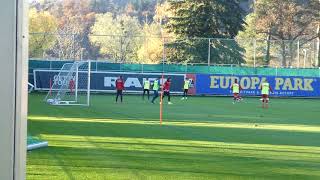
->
[45, 61, 91, 106]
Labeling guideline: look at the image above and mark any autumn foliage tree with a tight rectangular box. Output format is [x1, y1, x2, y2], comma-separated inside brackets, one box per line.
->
[137, 23, 164, 64]
[90, 13, 143, 62]
[51, 0, 96, 60]
[29, 8, 58, 58]
[253, 0, 319, 67]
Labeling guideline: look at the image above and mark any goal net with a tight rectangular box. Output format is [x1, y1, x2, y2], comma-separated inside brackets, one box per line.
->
[45, 61, 91, 106]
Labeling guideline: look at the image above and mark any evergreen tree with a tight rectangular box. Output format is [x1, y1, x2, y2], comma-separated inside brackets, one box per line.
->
[166, 0, 246, 64]
[90, 0, 117, 14]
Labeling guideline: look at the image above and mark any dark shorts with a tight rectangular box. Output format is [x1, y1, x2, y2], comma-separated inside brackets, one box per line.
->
[233, 93, 239, 97]
[153, 90, 159, 96]
[262, 94, 268, 99]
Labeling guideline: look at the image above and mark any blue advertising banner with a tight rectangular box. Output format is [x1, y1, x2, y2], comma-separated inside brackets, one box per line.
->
[196, 74, 320, 97]
[34, 70, 186, 93]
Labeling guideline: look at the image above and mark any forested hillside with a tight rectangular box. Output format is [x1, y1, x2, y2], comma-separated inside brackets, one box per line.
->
[29, 0, 319, 67]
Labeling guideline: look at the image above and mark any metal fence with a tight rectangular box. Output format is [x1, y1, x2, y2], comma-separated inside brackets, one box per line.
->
[28, 59, 320, 90]
[29, 59, 320, 77]
[29, 32, 320, 68]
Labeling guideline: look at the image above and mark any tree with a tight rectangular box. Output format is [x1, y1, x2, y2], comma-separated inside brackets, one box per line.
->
[89, 0, 159, 23]
[90, 0, 117, 14]
[29, 8, 58, 58]
[131, 0, 158, 23]
[90, 13, 143, 62]
[154, 1, 171, 25]
[166, 0, 246, 64]
[137, 23, 164, 64]
[254, 0, 320, 67]
[29, 0, 57, 11]
[47, 0, 97, 60]
[29, 0, 162, 60]
[237, 13, 275, 66]
[317, 22, 320, 67]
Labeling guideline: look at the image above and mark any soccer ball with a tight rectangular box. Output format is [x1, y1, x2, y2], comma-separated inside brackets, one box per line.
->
[54, 100, 60, 105]
[47, 99, 54, 104]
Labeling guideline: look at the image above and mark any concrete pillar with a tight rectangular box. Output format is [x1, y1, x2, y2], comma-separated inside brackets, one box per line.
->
[0, 0, 28, 179]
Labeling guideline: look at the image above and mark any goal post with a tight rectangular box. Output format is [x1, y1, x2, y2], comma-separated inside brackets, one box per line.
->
[45, 61, 91, 106]
[87, 60, 91, 106]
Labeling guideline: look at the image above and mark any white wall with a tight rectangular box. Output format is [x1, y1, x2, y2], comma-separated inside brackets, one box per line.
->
[0, 0, 28, 179]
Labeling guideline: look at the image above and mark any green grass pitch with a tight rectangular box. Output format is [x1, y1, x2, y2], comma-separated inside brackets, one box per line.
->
[27, 93, 320, 180]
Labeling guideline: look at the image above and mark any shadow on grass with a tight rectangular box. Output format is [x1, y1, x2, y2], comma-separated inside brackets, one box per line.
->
[48, 138, 320, 157]
[28, 145, 320, 180]
[28, 119, 320, 147]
